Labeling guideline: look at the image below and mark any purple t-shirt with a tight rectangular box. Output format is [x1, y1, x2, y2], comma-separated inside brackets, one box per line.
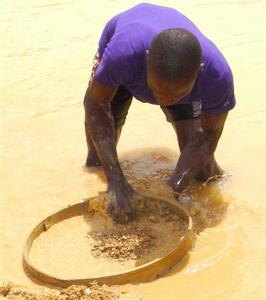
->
[95, 3, 236, 114]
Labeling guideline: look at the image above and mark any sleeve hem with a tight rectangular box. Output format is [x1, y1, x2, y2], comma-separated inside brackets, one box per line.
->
[202, 99, 236, 115]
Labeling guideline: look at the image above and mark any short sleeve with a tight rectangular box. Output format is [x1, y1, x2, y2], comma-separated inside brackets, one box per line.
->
[95, 33, 137, 87]
[200, 63, 236, 115]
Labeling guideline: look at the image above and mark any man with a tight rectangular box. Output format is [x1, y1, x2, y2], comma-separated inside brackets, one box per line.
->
[83, 3, 236, 223]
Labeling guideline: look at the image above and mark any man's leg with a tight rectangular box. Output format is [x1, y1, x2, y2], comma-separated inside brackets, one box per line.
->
[86, 86, 133, 167]
[161, 103, 223, 181]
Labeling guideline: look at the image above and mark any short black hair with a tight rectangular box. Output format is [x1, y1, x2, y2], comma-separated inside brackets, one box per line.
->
[147, 28, 202, 82]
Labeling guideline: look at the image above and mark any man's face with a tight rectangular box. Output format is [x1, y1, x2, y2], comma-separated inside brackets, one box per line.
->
[147, 70, 196, 106]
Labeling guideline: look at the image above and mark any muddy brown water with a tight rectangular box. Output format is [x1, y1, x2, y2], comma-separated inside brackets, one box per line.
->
[1, 0, 266, 299]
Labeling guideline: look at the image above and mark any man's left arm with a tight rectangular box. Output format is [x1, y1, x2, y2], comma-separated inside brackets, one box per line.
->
[170, 111, 228, 193]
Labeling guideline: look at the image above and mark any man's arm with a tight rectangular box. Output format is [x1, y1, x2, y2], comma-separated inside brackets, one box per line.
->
[171, 111, 228, 193]
[84, 78, 134, 222]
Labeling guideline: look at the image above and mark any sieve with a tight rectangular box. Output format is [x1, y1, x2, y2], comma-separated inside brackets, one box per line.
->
[23, 192, 195, 287]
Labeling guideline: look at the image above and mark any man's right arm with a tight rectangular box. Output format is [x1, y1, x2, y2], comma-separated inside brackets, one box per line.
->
[83, 78, 134, 222]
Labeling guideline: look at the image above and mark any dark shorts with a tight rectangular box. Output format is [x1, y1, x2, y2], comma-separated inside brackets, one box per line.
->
[111, 86, 201, 127]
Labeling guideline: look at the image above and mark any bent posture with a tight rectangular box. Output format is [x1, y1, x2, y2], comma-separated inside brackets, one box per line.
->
[83, 3, 236, 222]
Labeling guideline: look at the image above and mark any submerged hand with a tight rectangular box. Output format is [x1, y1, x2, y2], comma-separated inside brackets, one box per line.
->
[107, 181, 135, 223]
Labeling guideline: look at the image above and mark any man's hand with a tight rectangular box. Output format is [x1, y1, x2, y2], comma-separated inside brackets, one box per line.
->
[167, 172, 190, 195]
[107, 180, 135, 223]
[168, 112, 228, 198]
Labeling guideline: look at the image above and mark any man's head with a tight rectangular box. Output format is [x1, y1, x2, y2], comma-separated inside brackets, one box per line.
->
[147, 28, 202, 106]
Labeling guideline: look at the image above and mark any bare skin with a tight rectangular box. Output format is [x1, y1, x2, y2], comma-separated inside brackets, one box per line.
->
[84, 78, 135, 223]
[147, 70, 227, 193]
[168, 112, 227, 193]
[84, 70, 228, 222]
[171, 118, 223, 183]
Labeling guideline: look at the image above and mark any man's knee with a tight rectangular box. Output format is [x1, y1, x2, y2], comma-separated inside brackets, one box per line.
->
[114, 113, 128, 129]
[111, 86, 132, 128]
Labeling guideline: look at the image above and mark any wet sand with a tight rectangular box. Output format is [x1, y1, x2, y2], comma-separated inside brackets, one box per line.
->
[1, 0, 266, 299]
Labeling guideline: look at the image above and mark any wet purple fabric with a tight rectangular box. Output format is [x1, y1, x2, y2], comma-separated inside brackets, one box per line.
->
[95, 3, 236, 114]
